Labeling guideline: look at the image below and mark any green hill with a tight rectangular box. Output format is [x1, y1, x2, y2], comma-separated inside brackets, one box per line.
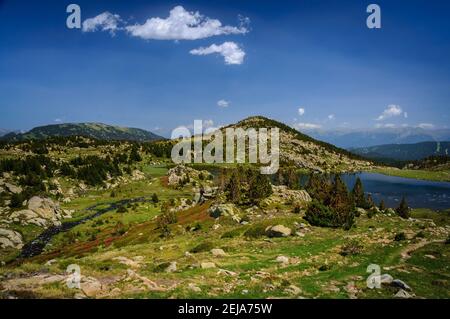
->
[351, 141, 450, 162]
[2, 123, 164, 142]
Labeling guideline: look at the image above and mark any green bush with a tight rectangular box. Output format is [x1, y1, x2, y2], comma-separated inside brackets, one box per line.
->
[304, 200, 354, 230]
[394, 232, 406, 241]
[190, 241, 215, 253]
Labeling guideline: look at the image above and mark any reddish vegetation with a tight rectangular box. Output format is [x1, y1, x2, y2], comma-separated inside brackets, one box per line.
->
[176, 202, 213, 225]
[160, 176, 169, 187]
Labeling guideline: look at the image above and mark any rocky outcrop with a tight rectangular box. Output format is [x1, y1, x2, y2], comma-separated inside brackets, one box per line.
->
[167, 165, 211, 187]
[0, 228, 23, 249]
[266, 225, 292, 237]
[261, 185, 311, 207]
[208, 203, 241, 223]
[9, 196, 71, 227]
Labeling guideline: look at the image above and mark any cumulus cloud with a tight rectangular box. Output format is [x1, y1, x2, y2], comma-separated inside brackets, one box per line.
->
[293, 122, 322, 130]
[417, 123, 435, 129]
[190, 42, 245, 65]
[126, 6, 248, 40]
[82, 12, 122, 35]
[376, 104, 404, 121]
[217, 99, 230, 108]
[298, 108, 305, 116]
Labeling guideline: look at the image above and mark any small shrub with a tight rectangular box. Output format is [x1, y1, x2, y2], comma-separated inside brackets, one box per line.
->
[221, 228, 243, 239]
[293, 205, 301, 214]
[415, 231, 426, 239]
[190, 241, 215, 253]
[117, 206, 127, 213]
[151, 193, 159, 204]
[340, 240, 363, 256]
[304, 200, 354, 230]
[243, 223, 267, 238]
[445, 235, 450, 245]
[394, 232, 406, 241]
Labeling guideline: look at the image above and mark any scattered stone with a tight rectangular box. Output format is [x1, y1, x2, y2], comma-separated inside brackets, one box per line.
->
[0, 228, 23, 249]
[275, 255, 289, 264]
[217, 269, 238, 277]
[391, 279, 411, 291]
[113, 256, 141, 268]
[380, 274, 393, 285]
[80, 277, 103, 297]
[208, 203, 241, 223]
[266, 225, 292, 237]
[165, 262, 177, 273]
[211, 248, 227, 257]
[188, 283, 202, 292]
[201, 262, 216, 269]
[394, 289, 413, 299]
[4, 183, 22, 194]
[284, 285, 302, 295]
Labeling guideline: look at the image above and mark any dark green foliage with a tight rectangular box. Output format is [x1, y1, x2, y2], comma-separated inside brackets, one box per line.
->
[396, 197, 410, 219]
[116, 206, 127, 213]
[225, 171, 241, 204]
[248, 173, 273, 204]
[305, 200, 353, 229]
[190, 241, 215, 253]
[10, 192, 25, 208]
[366, 194, 375, 208]
[157, 204, 178, 237]
[446, 235, 450, 245]
[352, 177, 367, 208]
[305, 173, 331, 203]
[379, 199, 386, 211]
[129, 145, 142, 162]
[293, 205, 301, 214]
[151, 193, 159, 204]
[394, 232, 406, 241]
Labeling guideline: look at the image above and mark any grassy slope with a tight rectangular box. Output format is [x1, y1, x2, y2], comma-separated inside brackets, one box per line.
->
[372, 167, 450, 182]
[1, 161, 448, 298]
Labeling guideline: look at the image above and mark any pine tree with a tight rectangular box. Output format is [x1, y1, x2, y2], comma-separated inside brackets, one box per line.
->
[306, 173, 331, 203]
[379, 199, 386, 211]
[396, 197, 410, 218]
[151, 193, 159, 204]
[352, 177, 367, 208]
[366, 194, 375, 208]
[226, 171, 241, 204]
[285, 168, 299, 189]
[249, 173, 273, 203]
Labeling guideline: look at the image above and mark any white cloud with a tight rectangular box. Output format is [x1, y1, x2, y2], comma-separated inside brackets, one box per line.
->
[298, 108, 305, 116]
[293, 122, 322, 130]
[376, 104, 403, 121]
[82, 12, 122, 35]
[375, 123, 396, 128]
[190, 42, 245, 65]
[126, 6, 248, 40]
[418, 123, 435, 129]
[54, 118, 62, 123]
[217, 99, 230, 108]
[328, 114, 335, 120]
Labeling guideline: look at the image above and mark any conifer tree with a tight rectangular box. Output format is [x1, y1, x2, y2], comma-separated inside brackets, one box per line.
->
[396, 197, 410, 218]
[352, 177, 367, 208]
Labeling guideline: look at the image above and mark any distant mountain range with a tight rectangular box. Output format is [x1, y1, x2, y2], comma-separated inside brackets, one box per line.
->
[0, 129, 13, 137]
[1, 123, 164, 142]
[304, 127, 450, 149]
[350, 141, 450, 162]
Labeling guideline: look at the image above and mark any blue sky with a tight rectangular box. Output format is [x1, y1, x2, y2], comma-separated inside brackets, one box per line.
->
[0, 0, 449, 136]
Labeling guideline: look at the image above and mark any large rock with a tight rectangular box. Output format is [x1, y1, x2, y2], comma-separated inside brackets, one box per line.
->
[266, 225, 292, 237]
[167, 165, 211, 187]
[9, 196, 70, 227]
[208, 203, 241, 223]
[262, 185, 311, 206]
[211, 248, 227, 257]
[4, 183, 22, 194]
[0, 228, 23, 249]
